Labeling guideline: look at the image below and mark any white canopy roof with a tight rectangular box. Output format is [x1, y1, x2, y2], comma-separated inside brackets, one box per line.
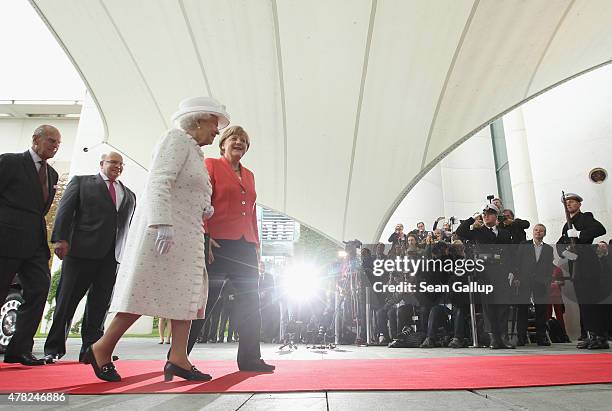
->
[32, 0, 612, 243]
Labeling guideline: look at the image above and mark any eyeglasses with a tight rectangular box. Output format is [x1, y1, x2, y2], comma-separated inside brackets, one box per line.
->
[104, 160, 124, 166]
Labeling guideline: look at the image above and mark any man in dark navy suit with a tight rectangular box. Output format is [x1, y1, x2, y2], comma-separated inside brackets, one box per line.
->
[514, 224, 555, 346]
[0, 125, 61, 365]
[43, 152, 136, 363]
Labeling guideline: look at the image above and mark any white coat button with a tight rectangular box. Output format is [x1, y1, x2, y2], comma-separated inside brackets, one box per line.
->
[241, 201, 246, 205]
[241, 212, 246, 216]
[241, 190, 246, 194]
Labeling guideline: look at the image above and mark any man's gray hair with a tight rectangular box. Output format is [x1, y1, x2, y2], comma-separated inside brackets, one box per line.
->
[32, 124, 58, 140]
[175, 112, 214, 131]
[100, 151, 122, 162]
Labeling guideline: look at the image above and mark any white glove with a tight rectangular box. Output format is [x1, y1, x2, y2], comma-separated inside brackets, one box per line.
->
[155, 225, 174, 255]
[562, 250, 578, 261]
[566, 228, 580, 238]
[202, 205, 215, 220]
[472, 213, 481, 220]
[508, 272, 514, 286]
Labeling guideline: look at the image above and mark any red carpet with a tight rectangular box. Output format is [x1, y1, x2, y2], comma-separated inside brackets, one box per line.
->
[1, 354, 612, 394]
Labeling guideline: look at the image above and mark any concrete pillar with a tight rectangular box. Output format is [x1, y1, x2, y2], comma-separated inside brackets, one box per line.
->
[503, 107, 539, 226]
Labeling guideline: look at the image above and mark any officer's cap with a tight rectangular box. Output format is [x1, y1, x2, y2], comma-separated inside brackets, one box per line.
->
[564, 193, 583, 202]
[483, 203, 499, 214]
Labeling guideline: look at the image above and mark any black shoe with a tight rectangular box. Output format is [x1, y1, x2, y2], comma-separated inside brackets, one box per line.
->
[4, 352, 46, 366]
[577, 339, 591, 349]
[238, 359, 275, 372]
[84, 347, 121, 382]
[536, 339, 551, 347]
[516, 336, 527, 346]
[587, 338, 610, 350]
[490, 335, 515, 349]
[448, 338, 464, 348]
[43, 353, 61, 364]
[80, 353, 119, 364]
[163, 361, 212, 382]
[419, 337, 437, 348]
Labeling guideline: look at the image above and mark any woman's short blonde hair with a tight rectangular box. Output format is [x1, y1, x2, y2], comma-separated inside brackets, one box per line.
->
[219, 125, 250, 155]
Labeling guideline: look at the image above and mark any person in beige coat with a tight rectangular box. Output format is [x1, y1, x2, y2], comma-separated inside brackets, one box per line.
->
[86, 97, 230, 383]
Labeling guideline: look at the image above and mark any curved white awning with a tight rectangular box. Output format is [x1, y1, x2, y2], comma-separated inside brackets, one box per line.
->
[31, 0, 612, 243]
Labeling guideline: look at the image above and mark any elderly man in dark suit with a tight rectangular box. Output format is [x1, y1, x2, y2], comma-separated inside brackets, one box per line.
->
[43, 152, 136, 363]
[0, 125, 61, 366]
[514, 224, 555, 346]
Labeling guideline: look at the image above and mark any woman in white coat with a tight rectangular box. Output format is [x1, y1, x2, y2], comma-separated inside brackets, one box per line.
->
[86, 97, 230, 382]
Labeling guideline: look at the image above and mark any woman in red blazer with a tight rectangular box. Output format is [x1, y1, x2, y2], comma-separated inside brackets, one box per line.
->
[187, 125, 274, 372]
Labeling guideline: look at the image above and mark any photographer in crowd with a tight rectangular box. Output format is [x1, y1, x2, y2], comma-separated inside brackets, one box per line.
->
[457, 203, 515, 349]
[500, 209, 530, 244]
[410, 222, 430, 246]
[388, 224, 408, 249]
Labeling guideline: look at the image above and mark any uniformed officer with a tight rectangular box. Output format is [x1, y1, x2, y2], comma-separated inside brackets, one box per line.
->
[557, 193, 608, 349]
[456, 203, 515, 349]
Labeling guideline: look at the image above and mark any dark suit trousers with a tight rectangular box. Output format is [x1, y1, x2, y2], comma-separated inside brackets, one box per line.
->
[0, 245, 51, 356]
[517, 282, 548, 340]
[188, 238, 262, 366]
[44, 247, 117, 358]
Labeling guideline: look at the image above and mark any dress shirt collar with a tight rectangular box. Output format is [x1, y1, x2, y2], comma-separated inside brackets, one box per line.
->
[29, 148, 43, 164]
[99, 171, 116, 182]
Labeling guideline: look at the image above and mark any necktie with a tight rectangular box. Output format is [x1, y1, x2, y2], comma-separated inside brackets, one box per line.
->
[38, 160, 49, 203]
[108, 179, 117, 206]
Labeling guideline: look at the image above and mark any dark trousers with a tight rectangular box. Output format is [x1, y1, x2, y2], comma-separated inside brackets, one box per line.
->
[0, 245, 51, 356]
[516, 282, 549, 340]
[376, 304, 410, 339]
[452, 304, 468, 339]
[580, 303, 608, 337]
[44, 247, 117, 358]
[188, 238, 262, 366]
[516, 303, 547, 340]
[484, 304, 509, 338]
[420, 304, 446, 339]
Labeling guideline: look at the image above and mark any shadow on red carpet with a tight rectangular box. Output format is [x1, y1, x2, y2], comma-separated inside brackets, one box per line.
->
[1, 354, 612, 394]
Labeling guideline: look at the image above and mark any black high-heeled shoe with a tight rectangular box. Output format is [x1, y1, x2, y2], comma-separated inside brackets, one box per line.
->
[85, 346, 121, 382]
[163, 361, 212, 382]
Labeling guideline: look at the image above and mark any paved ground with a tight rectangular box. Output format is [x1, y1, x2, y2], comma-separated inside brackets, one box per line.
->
[1, 338, 611, 410]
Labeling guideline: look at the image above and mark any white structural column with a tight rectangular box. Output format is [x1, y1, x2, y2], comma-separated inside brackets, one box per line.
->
[520, 66, 612, 244]
[503, 107, 539, 226]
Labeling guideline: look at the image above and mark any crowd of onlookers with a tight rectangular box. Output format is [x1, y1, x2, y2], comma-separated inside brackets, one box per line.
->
[357, 199, 612, 349]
